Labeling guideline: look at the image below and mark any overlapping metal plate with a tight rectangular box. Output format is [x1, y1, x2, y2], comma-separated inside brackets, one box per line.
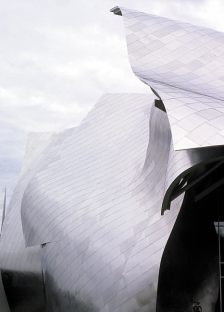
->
[1, 6, 224, 312]
[114, 7, 224, 150]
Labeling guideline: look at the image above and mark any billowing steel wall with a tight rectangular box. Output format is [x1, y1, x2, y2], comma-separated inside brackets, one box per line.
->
[1, 6, 224, 312]
[0, 130, 69, 311]
[21, 93, 184, 311]
[116, 7, 224, 150]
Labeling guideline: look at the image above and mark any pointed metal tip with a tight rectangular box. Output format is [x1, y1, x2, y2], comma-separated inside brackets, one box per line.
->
[110, 6, 122, 16]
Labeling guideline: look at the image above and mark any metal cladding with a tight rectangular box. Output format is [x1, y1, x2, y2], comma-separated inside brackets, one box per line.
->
[0, 131, 66, 311]
[0, 188, 10, 312]
[0, 188, 6, 233]
[21, 94, 184, 311]
[113, 7, 224, 150]
[1, 7, 224, 312]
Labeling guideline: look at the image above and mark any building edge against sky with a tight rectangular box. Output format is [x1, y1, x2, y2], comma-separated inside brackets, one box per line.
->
[1, 6, 224, 312]
[0, 189, 10, 312]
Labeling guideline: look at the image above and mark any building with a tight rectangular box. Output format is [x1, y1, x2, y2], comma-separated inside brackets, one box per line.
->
[1, 6, 224, 312]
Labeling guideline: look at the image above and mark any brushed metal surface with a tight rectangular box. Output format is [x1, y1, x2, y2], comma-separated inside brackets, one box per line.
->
[114, 7, 224, 150]
[1, 6, 224, 311]
[0, 188, 6, 232]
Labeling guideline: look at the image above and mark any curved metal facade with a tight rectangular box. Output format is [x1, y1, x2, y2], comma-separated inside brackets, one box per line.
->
[1, 7, 224, 312]
[113, 6, 224, 150]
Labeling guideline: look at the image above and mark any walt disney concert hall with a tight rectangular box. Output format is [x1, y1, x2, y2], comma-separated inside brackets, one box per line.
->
[1, 6, 224, 312]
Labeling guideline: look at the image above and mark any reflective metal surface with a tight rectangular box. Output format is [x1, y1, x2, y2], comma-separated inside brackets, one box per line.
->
[21, 94, 183, 311]
[113, 7, 224, 150]
[0, 188, 6, 232]
[0, 93, 186, 311]
[0, 188, 10, 312]
[1, 7, 224, 312]
[1, 92, 223, 311]
[0, 131, 66, 311]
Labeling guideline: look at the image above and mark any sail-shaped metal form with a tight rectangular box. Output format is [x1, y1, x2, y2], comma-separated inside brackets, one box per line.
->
[111, 6, 224, 150]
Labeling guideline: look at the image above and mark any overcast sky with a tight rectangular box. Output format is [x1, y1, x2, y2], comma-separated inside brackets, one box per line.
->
[1, 0, 224, 204]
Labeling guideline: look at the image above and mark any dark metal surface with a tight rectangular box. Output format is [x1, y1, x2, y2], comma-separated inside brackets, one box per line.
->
[110, 6, 122, 16]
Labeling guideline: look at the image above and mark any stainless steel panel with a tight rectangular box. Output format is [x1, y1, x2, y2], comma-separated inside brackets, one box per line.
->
[116, 6, 224, 150]
[2, 6, 224, 311]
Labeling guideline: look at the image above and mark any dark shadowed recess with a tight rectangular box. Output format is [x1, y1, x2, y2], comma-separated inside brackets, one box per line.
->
[157, 162, 224, 312]
[1, 270, 45, 312]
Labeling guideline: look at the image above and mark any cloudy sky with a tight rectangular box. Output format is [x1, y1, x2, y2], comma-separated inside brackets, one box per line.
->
[1, 0, 224, 204]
